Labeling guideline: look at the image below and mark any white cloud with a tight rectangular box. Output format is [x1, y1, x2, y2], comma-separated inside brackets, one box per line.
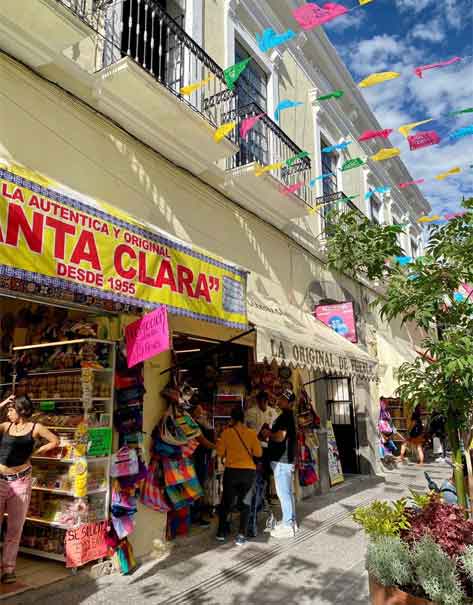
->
[410, 19, 446, 43]
[324, 10, 366, 33]
[444, 0, 465, 29]
[343, 31, 473, 215]
[397, 0, 469, 31]
[395, 0, 435, 13]
[349, 34, 415, 76]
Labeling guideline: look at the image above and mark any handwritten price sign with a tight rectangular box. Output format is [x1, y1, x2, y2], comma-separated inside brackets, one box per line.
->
[125, 305, 170, 368]
[65, 521, 108, 568]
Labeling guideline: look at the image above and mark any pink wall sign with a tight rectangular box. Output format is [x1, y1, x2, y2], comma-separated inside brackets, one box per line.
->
[314, 302, 358, 343]
[125, 305, 170, 368]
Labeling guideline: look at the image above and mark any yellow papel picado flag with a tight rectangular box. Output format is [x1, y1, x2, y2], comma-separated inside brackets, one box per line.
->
[180, 75, 214, 96]
[254, 162, 284, 176]
[213, 122, 237, 143]
[435, 167, 462, 180]
[371, 148, 401, 161]
[358, 72, 401, 88]
[398, 119, 433, 138]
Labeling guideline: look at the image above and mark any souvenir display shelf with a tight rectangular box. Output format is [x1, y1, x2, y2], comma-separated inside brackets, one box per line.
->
[8, 338, 116, 563]
[386, 398, 408, 443]
[211, 391, 244, 434]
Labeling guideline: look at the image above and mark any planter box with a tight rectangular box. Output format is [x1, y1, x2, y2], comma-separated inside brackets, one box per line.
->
[369, 577, 433, 605]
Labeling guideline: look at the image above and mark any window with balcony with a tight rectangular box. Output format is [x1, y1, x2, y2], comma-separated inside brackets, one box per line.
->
[118, 0, 185, 88]
[321, 138, 338, 198]
[371, 195, 382, 225]
[234, 41, 269, 167]
[224, 38, 312, 209]
[411, 238, 419, 258]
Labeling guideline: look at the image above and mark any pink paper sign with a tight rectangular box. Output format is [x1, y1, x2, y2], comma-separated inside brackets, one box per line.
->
[314, 302, 357, 343]
[407, 131, 441, 151]
[125, 305, 170, 367]
[293, 2, 348, 30]
[65, 521, 108, 568]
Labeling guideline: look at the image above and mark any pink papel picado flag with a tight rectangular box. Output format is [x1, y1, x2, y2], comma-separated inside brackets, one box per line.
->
[407, 131, 441, 151]
[240, 114, 265, 140]
[280, 182, 304, 195]
[398, 179, 425, 189]
[293, 2, 348, 30]
[358, 129, 393, 142]
[414, 57, 461, 78]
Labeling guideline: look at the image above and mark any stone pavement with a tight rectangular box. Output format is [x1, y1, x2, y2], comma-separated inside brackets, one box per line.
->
[7, 461, 451, 605]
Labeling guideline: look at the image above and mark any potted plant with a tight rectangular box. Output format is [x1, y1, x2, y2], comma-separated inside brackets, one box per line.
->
[353, 494, 473, 604]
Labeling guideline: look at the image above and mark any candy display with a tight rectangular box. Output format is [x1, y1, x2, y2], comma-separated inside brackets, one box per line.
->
[8, 337, 116, 565]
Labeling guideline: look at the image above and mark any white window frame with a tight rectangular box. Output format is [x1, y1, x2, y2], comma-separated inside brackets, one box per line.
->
[224, 4, 277, 120]
[319, 127, 339, 195]
[184, 0, 203, 45]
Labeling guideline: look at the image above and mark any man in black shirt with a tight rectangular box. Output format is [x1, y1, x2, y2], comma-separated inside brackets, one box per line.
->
[261, 390, 297, 538]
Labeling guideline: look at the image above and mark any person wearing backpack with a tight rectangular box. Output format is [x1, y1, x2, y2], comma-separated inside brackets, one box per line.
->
[216, 407, 262, 546]
[400, 404, 425, 465]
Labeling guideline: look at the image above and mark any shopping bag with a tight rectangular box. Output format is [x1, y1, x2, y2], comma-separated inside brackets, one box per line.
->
[111, 446, 139, 478]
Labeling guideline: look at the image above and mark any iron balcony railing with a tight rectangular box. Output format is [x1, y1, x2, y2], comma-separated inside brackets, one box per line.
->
[92, 0, 236, 130]
[316, 191, 366, 238]
[226, 102, 313, 207]
[56, 0, 94, 22]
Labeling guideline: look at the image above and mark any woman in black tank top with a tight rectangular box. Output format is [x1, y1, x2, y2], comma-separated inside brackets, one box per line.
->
[0, 395, 59, 584]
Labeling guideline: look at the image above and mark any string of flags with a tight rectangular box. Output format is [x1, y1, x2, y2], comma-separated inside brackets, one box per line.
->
[176, 2, 471, 223]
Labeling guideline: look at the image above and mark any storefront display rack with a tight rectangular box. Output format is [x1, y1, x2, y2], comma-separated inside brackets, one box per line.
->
[9, 338, 116, 563]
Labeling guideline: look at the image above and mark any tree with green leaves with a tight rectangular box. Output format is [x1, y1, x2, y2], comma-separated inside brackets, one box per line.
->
[326, 199, 473, 509]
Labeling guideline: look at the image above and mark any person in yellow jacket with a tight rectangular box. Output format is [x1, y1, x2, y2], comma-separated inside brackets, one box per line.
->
[216, 406, 262, 546]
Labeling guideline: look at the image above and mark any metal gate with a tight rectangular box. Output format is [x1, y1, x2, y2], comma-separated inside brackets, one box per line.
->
[321, 376, 360, 475]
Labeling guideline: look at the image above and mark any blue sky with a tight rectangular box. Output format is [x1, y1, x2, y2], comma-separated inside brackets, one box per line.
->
[323, 0, 473, 215]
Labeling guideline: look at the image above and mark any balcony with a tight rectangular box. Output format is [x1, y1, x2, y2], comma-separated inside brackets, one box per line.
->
[0, 0, 95, 68]
[317, 191, 366, 240]
[93, 0, 238, 175]
[223, 103, 313, 228]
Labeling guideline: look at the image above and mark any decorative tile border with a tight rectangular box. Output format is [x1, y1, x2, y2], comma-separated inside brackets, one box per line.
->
[0, 265, 248, 330]
[0, 169, 248, 277]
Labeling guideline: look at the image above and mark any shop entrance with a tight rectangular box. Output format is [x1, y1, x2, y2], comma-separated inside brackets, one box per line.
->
[323, 377, 359, 475]
[0, 294, 118, 599]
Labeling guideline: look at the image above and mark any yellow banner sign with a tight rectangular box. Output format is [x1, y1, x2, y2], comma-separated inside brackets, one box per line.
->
[0, 164, 247, 329]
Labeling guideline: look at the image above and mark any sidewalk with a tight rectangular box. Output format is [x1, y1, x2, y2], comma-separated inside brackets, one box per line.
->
[5, 462, 450, 605]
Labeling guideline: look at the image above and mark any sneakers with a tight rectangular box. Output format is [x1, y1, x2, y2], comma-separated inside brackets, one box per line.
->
[1, 572, 16, 584]
[270, 524, 295, 539]
[235, 534, 247, 546]
[216, 533, 225, 542]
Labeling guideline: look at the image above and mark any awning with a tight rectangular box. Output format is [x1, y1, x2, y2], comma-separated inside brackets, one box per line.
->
[0, 161, 247, 329]
[247, 287, 378, 381]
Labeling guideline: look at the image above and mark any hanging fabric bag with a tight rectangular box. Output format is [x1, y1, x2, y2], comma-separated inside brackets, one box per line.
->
[111, 446, 139, 478]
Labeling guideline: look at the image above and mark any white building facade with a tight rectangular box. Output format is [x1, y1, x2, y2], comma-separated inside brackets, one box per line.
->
[0, 0, 430, 556]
